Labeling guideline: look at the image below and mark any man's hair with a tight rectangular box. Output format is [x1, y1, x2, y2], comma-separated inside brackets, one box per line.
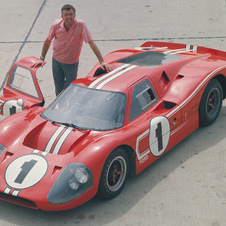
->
[61, 4, 76, 14]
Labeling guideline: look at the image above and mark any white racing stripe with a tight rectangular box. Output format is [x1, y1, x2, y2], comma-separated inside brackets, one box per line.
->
[164, 48, 187, 54]
[4, 187, 11, 194]
[12, 190, 19, 196]
[44, 125, 65, 153]
[95, 65, 137, 89]
[170, 50, 193, 55]
[192, 45, 198, 51]
[164, 44, 198, 55]
[89, 43, 198, 90]
[52, 127, 73, 154]
[186, 44, 191, 51]
[88, 64, 130, 88]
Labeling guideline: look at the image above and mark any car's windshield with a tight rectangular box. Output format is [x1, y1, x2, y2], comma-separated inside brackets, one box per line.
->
[41, 84, 127, 131]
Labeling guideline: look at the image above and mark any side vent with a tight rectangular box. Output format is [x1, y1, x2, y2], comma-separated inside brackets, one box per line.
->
[2, 152, 14, 164]
[177, 74, 184, 79]
[52, 166, 62, 176]
[163, 101, 176, 109]
[162, 71, 170, 83]
[93, 68, 107, 77]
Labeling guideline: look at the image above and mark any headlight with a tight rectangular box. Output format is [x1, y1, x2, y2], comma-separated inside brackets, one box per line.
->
[74, 168, 89, 184]
[0, 144, 6, 156]
[68, 168, 89, 190]
[47, 163, 93, 205]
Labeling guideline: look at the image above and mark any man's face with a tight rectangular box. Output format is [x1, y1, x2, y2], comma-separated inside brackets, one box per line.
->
[61, 9, 75, 26]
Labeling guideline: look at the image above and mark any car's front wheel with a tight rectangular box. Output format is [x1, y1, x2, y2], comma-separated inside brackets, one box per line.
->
[98, 148, 129, 199]
[199, 79, 223, 126]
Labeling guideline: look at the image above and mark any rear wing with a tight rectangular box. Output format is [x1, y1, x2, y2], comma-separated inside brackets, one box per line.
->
[140, 41, 226, 59]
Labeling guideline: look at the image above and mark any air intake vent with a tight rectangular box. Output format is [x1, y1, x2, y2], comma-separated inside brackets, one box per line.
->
[163, 101, 176, 109]
[177, 74, 184, 79]
[93, 68, 107, 77]
[0, 192, 37, 209]
[162, 71, 170, 83]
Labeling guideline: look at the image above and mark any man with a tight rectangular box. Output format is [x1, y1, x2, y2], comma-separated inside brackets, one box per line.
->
[32, 4, 111, 96]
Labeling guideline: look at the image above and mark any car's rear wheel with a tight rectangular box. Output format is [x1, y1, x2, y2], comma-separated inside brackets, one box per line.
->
[98, 148, 129, 199]
[199, 79, 223, 126]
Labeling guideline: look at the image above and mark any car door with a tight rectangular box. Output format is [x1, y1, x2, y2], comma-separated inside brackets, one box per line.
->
[0, 57, 44, 121]
[129, 78, 161, 161]
[128, 78, 182, 169]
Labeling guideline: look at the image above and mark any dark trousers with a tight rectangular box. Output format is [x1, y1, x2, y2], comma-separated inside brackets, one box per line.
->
[52, 58, 79, 96]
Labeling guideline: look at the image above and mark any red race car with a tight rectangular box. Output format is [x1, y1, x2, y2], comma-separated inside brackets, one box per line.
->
[0, 41, 225, 211]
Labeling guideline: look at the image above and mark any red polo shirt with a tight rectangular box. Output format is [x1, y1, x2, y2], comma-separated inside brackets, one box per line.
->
[47, 18, 93, 64]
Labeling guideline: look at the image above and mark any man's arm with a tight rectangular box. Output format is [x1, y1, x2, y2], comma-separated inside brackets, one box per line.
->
[88, 40, 112, 72]
[31, 38, 51, 67]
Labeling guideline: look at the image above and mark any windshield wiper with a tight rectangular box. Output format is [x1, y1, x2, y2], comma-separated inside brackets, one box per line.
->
[51, 121, 86, 131]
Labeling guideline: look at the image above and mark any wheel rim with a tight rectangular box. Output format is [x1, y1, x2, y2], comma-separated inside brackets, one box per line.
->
[106, 156, 127, 192]
[206, 88, 221, 117]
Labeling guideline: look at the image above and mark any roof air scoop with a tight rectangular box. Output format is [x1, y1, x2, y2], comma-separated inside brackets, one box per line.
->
[93, 68, 107, 77]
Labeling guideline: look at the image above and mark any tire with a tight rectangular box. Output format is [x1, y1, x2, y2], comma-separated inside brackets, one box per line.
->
[199, 79, 223, 126]
[98, 148, 129, 199]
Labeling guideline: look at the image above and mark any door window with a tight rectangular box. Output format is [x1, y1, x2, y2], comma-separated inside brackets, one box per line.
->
[129, 79, 157, 121]
[8, 66, 39, 99]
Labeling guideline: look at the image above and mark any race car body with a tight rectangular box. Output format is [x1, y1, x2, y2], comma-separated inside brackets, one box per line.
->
[0, 42, 225, 211]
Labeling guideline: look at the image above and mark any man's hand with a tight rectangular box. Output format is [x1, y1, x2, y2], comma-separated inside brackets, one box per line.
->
[100, 61, 112, 72]
[31, 38, 51, 68]
[89, 41, 112, 72]
[31, 59, 46, 68]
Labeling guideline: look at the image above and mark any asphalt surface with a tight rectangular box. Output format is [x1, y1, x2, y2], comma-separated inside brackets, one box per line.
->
[0, 0, 226, 225]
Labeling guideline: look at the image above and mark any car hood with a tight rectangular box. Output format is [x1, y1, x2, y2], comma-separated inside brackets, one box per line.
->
[23, 119, 91, 155]
[0, 107, 91, 156]
[0, 108, 97, 210]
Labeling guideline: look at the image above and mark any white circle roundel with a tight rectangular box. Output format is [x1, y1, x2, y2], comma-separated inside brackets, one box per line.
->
[5, 154, 48, 190]
[149, 116, 170, 157]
